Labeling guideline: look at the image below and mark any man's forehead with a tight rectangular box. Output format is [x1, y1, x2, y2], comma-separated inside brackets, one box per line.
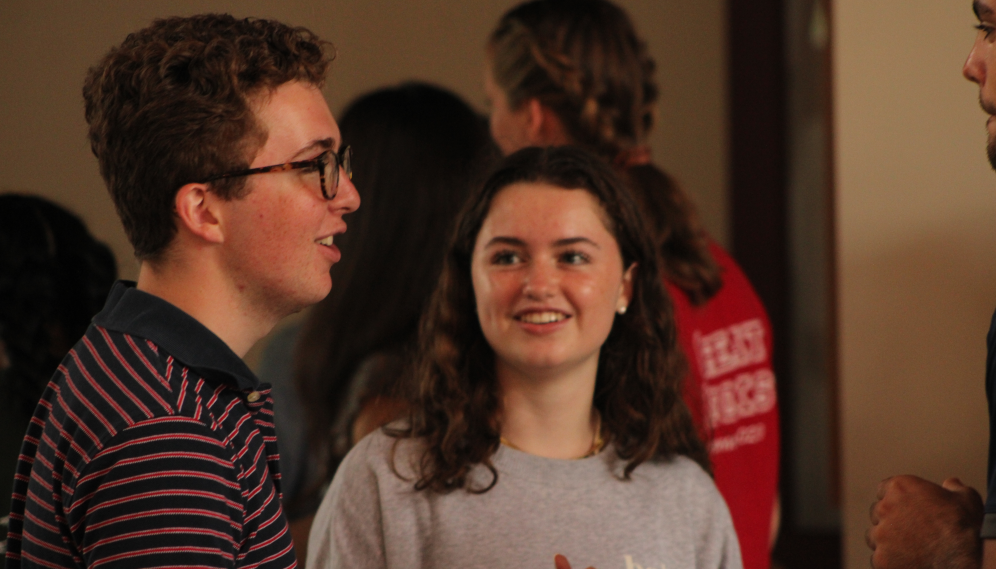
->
[251, 81, 340, 161]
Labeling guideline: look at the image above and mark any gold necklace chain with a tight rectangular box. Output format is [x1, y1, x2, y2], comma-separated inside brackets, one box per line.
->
[500, 411, 605, 459]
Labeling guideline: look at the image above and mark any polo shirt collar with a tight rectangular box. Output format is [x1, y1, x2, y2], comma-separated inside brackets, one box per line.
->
[93, 280, 260, 391]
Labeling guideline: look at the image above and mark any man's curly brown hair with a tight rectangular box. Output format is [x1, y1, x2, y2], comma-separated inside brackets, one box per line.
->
[83, 14, 333, 261]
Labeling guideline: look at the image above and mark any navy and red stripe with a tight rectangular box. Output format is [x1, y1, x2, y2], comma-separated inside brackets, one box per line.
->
[5, 281, 296, 568]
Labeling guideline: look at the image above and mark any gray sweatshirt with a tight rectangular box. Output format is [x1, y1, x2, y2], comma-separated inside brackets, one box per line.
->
[308, 430, 743, 569]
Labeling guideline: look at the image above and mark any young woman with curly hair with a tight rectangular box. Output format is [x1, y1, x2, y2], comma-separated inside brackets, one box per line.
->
[481, 2, 782, 568]
[307, 146, 741, 569]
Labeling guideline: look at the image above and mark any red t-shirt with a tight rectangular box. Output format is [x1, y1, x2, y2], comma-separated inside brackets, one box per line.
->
[666, 242, 780, 569]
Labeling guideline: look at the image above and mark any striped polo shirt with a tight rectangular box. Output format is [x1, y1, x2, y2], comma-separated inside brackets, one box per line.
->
[5, 281, 297, 568]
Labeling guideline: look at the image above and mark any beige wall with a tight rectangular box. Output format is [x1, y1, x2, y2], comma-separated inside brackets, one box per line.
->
[0, 0, 727, 283]
[834, 1, 996, 567]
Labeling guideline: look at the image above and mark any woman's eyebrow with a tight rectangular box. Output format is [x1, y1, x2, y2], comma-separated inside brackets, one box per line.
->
[484, 236, 526, 248]
[553, 237, 600, 249]
[484, 236, 601, 249]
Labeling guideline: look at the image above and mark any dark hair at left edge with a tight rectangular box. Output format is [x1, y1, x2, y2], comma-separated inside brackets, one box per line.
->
[0, 194, 117, 416]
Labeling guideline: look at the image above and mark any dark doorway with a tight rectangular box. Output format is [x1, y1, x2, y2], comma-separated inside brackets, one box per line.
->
[727, 0, 840, 567]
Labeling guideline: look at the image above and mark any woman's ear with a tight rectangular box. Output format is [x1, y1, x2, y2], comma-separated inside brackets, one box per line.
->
[617, 262, 637, 314]
[524, 98, 572, 147]
[174, 182, 224, 245]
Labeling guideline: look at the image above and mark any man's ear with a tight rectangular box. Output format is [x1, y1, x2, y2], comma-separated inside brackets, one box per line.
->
[523, 98, 571, 147]
[174, 182, 224, 244]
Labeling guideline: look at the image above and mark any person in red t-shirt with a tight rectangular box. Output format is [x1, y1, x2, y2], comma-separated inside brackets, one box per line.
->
[667, 243, 781, 569]
[483, 2, 781, 568]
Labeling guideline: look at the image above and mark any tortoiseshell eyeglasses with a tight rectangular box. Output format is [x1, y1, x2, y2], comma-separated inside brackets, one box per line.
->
[201, 145, 352, 200]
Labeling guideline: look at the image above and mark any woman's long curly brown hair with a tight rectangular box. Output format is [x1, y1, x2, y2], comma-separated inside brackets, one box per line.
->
[488, 0, 722, 304]
[390, 146, 708, 493]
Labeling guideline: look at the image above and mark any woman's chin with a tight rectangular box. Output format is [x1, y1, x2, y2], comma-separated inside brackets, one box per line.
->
[496, 349, 598, 380]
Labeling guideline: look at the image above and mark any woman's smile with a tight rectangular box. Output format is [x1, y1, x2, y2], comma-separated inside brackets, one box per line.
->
[515, 310, 569, 325]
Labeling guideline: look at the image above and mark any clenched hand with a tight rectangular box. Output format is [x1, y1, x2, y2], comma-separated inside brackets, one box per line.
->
[867, 475, 983, 569]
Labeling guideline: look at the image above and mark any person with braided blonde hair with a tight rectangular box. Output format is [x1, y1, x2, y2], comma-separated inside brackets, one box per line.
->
[483, 2, 781, 569]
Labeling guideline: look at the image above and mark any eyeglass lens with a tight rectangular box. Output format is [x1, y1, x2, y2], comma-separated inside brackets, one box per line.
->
[341, 147, 352, 182]
[322, 147, 352, 200]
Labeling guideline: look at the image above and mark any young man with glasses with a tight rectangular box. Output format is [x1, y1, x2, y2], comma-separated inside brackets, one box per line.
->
[5, 14, 358, 569]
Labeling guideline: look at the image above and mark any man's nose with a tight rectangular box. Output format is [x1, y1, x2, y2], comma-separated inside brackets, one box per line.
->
[330, 169, 361, 214]
[965, 40, 985, 84]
